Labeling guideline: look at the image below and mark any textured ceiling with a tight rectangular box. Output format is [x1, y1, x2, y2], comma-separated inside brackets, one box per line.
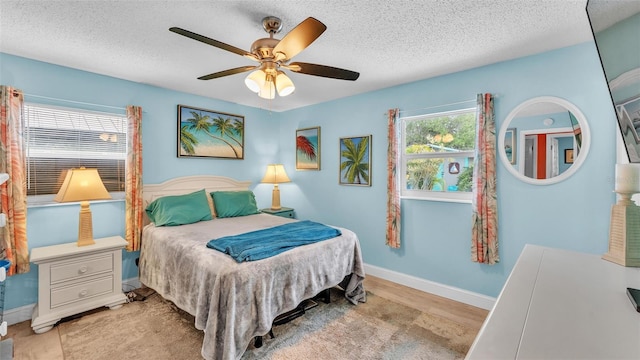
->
[0, 0, 632, 112]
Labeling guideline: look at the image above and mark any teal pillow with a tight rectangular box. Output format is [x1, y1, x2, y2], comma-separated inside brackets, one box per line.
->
[211, 190, 260, 218]
[146, 189, 212, 226]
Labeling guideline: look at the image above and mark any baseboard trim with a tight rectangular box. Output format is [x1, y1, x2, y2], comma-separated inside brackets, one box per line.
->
[123, 276, 142, 291]
[3, 304, 34, 326]
[4, 276, 143, 326]
[363, 263, 495, 310]
[5, 272, 494, 326]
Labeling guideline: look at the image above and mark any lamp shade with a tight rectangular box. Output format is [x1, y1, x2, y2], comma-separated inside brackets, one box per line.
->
[275, 71, 295, 97]
[245, 69, 265, 93]
[261, 164, 291, 184]
[55, 168, 111, 203]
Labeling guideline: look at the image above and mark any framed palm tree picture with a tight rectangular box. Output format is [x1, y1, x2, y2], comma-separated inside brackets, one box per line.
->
[178, 104, 244, 159]
[339, 135, 371, 186]
[296, 127, 321, 170]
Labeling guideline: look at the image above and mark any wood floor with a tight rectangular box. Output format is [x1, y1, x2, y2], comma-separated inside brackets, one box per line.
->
[4, 275, 489, 360]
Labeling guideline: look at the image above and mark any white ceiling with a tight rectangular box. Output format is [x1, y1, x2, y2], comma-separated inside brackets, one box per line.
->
[0, 0, 630, 112]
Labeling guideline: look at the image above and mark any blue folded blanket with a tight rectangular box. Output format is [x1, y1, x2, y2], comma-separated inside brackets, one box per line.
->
[207, 220, 341, 262]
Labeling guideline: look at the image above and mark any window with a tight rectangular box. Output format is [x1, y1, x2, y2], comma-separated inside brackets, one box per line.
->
[401, 108, 476, 202]
[25, 104, 127, 206]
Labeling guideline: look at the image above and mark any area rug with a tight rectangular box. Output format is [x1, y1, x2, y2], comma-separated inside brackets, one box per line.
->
[58, 288, 476, 360]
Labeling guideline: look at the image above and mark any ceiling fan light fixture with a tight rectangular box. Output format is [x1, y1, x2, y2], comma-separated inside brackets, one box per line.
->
[172, 17, 359, 102]
[257, 76, 276, 99]
[244, 70, 265, 93]
[276, 71, 295, 97]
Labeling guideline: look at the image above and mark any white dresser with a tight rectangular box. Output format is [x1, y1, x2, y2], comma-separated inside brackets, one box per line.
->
[467, 244, 640, 359]
[30, 236, 128, 333]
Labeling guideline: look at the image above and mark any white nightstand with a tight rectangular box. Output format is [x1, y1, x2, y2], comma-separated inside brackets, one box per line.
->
[261, 207, 295, 219]
[30, 236, 128, 334]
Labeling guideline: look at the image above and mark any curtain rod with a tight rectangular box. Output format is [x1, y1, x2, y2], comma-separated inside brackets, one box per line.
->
[24, 93, 128, 112]
[396, 99, 476, 117]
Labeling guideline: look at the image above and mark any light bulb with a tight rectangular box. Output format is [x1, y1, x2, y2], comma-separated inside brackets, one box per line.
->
[258, 77, 275, 99]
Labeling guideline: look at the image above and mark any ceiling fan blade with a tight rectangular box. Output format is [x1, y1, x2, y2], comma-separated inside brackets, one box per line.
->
[273, 17, 326, 61]
[170, 27, 258, 60]
[287, 62, 359, 81]
[197, 65, 258, 80]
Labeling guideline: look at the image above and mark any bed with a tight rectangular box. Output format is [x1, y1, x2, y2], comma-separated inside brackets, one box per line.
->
[138, 175, 366, 360]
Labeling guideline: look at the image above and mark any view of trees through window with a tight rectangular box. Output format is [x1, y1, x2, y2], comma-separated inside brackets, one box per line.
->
[403, 109, 476, 195]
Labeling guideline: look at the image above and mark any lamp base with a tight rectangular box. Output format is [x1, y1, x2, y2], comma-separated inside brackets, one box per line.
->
[271, 184, 282, 210]
[77, 201, 96, 247]
[604, 202, 640, 267]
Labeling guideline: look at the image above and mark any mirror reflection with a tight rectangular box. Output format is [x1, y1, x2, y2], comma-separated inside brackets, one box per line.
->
[500, 97, 590, 185]
[586, 0, 640, 161]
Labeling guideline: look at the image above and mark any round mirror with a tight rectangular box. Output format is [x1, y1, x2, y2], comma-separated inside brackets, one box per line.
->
[498, 96, 590, 185]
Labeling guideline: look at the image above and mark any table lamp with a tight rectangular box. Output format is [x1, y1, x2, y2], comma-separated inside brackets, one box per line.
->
[261, 164, 291, 210]
[604, 163, 640, 266]
[55, 167, 111, 246]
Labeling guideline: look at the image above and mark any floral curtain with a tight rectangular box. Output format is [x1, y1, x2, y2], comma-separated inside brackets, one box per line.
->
[125, 105, 143, 251]
[471, 93, 499, 264]
[0, 86, 29, 275]
[386, 108, 401, 248]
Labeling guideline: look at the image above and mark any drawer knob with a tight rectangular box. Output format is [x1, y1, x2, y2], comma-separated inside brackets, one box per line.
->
[79, 289, 88, 298]
[78, 266, 88, 274]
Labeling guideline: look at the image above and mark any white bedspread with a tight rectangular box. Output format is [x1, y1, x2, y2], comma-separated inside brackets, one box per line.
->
[139, 213, 366, 360]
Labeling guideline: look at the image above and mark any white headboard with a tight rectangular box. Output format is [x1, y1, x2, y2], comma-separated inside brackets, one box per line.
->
[143, 175, 252, 205]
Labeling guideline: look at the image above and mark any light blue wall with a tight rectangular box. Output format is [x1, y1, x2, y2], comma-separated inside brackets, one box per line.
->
[0, 53, 278, 309]
[276, 42, 616, 298]
[0, 39, 618, 311]
[595, 12, 640, 81]
[596, 12, 640, 103]
[510, 111, 573, 131]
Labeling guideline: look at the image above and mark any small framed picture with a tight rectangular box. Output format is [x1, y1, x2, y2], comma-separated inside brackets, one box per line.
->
[504, 128, 516, 164]
[296, 127, 321, 170]
[339, 135, 371, 186]
[177, 104, 244, 159]
[565, 149, 574, 164]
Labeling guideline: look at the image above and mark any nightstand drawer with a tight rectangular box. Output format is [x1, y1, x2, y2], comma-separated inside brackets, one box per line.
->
[50, 254, 113, 284]
[31, 236, 128, 334]
[50, 275, 114, 308]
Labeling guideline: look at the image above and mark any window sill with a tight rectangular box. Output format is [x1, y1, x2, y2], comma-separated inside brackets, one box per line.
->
[401, 191, 472, 204]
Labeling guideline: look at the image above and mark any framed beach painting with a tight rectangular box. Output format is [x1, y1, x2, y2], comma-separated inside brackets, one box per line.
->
[296, 127, 321, 170]
[339, 135, 371, 186]
[177, 104, 244, 159]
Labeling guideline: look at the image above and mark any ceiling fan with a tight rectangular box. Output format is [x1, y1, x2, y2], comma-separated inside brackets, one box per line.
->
[169, 16, 359, 99]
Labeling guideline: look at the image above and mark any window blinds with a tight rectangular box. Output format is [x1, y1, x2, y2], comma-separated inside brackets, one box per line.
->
[24, 104, 127, 197]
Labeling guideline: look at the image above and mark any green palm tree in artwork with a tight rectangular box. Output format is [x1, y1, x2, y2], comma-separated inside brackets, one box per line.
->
[212, 116, 243, 149]
[231, 119, 244, 143]
[340, 137, 369, 184]
[183, 111, 240, 158]
[180, 125, 198, 155]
